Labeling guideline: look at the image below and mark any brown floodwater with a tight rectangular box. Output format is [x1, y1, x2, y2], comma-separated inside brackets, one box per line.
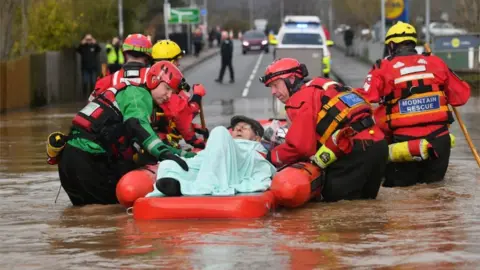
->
[0, 93, 479, 269]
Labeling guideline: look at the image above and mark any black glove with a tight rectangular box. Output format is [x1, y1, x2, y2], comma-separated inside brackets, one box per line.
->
[158, 151, 189, 171]
[186, 136, 206, 149]
[194, 126, 209, 140]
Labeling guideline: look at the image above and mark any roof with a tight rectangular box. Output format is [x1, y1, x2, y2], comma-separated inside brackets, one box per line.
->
[283, 15, 321, 24]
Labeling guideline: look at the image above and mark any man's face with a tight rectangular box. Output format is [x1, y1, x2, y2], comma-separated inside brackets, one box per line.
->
[151, 82, 173, 105]
[85, 34, 93, 43]
[112, 37, 119, 45]
[231, 122, 259, 141]
[269, 78, 290, 103]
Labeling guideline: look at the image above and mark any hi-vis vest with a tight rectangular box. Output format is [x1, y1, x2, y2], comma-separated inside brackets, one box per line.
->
[382, 56, 453, 130]
[307, 79, 373, 145]
[72, 82, 132, 158]
[106, 44, 125, 65]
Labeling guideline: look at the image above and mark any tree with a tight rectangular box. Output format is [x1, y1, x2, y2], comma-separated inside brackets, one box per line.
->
[456, 0, 480, 32]
[0, 0, 18, 60]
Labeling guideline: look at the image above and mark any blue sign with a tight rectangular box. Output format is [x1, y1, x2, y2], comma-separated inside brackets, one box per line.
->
[433, 34, 480, 51]
[340, 93, 365, 107]
[399, 96, 440, 114]
[201, 8, 207, 16]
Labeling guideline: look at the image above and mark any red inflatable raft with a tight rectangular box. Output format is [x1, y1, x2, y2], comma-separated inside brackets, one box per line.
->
[116, 118, 323, 220]
[133, 192, 276, 220]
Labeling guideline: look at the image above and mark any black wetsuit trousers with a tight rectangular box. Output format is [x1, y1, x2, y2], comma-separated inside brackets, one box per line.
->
[383, 134, 451, 187]
[321, 139, 389, 202]
[58, 144, 138, 206]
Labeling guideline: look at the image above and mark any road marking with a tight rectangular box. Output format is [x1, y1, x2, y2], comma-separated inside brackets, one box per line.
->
[242, 52, 264, 97]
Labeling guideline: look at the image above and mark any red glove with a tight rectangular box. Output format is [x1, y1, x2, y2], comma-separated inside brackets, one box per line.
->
[193, 84, 206, 97]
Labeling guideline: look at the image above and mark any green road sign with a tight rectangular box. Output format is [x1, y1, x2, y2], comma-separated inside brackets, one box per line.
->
[169, 8, 200, 24]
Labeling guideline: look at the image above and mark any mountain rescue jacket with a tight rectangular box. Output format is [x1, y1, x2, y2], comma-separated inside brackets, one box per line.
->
[267, 78, 384, 167]
[358, 48, 471, 139]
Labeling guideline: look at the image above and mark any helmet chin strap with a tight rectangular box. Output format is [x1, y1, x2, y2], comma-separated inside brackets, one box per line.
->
[284, 78, 304, 96]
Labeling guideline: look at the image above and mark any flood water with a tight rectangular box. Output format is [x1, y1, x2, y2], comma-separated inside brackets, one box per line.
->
[1, 92, 479, 269]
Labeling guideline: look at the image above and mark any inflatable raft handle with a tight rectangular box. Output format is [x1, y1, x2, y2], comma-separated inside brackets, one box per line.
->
[126, 207, 134, 216]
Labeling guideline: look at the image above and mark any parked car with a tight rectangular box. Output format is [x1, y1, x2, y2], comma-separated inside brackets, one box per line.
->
[422, 22, 467, 36]
[241, 30, 269, 54]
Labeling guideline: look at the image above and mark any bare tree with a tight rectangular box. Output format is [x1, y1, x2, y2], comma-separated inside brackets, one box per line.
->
[456, 0, 480, 32]
[0, 0, 18, 60]
[21, 0, 29, 55]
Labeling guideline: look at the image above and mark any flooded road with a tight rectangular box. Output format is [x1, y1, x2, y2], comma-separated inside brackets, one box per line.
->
[1, 45, 480, 269]
[1, 94, 479, 269]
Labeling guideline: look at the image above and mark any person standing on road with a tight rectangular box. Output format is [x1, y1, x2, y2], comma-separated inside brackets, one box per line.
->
[260, 58, 388, 202]
[215, 31, 235, 84]
[105, 36, 124, 74]
[76, 34, 101, 97]
[343, 26, 354, 57]
[358, 22, 471, 188]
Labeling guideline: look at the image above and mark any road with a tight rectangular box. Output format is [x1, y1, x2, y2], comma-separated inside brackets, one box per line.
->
[185, 40, 280, 128]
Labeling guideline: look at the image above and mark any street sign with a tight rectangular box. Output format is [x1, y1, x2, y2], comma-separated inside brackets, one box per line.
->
[168, 8, 200, 24]
[200, 8, 207, 16]
[434, 34, 480, 51]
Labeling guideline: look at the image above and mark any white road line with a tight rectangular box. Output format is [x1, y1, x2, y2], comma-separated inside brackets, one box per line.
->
[242, 52, 264, 97]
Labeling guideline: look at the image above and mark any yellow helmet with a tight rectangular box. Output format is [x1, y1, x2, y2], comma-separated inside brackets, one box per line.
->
[385, 22, 417, 45]
[152, 40, 185, 62]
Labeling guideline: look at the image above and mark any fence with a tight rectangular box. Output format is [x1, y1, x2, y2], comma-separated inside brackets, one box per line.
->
[332, 33, 480, 71]
[0, 48, 88, 113]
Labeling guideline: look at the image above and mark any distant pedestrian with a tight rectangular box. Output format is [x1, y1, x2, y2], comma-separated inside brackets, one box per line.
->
[76, 34, 101, 97]
[215, 26, 222, 47]
[343, 26, 354, 57]
[193, 28, 203, 57]
[105, 36, 124, 74]
[215, 31, 234, 84]
[208, 28, 215, 48]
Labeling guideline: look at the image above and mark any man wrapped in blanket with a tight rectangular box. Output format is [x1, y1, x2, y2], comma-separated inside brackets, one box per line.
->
[147, 115, 276, 197]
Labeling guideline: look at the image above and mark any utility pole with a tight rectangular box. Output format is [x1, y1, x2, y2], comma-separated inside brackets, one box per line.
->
[280, 0, 284, 26]
[204, 0, 208, 37]
[249, 0, 254, 29]
[381, 0, 386, 44]
[328, 0, 334, 38]
[425, 0, 431, 45]
[164, 0, 170, 39]
[118, 0, 124, 39]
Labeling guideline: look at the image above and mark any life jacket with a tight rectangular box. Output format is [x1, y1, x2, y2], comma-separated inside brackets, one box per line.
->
[72, 82, 135, 160]
[151, 105, 182, 148]
[111, 63, 149, 86]
[307, 78, 374, 145]
[381, 52, 454, 131]
[90, 62, 149, 102]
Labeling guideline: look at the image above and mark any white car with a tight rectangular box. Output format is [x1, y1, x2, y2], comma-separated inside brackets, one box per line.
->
[274, 15, 332, 78]
[422, 22, 467, 36]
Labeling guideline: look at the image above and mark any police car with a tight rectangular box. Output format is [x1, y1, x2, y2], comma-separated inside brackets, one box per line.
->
[274, 16, 333, 78]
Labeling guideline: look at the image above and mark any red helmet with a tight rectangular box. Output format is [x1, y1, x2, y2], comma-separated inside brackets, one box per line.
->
[259, 58, 308, 86]
[146, 61, 187, 93]
[122, 34, 153, 57]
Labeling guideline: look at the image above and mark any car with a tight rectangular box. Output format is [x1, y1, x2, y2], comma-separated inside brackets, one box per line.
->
[274, 15, 333, 78]
[242, 30, 269, 54]
[422, 22, 468, 36]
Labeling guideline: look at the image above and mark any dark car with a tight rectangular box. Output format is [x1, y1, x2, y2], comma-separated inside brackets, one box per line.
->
[241, 30, 269, 54]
